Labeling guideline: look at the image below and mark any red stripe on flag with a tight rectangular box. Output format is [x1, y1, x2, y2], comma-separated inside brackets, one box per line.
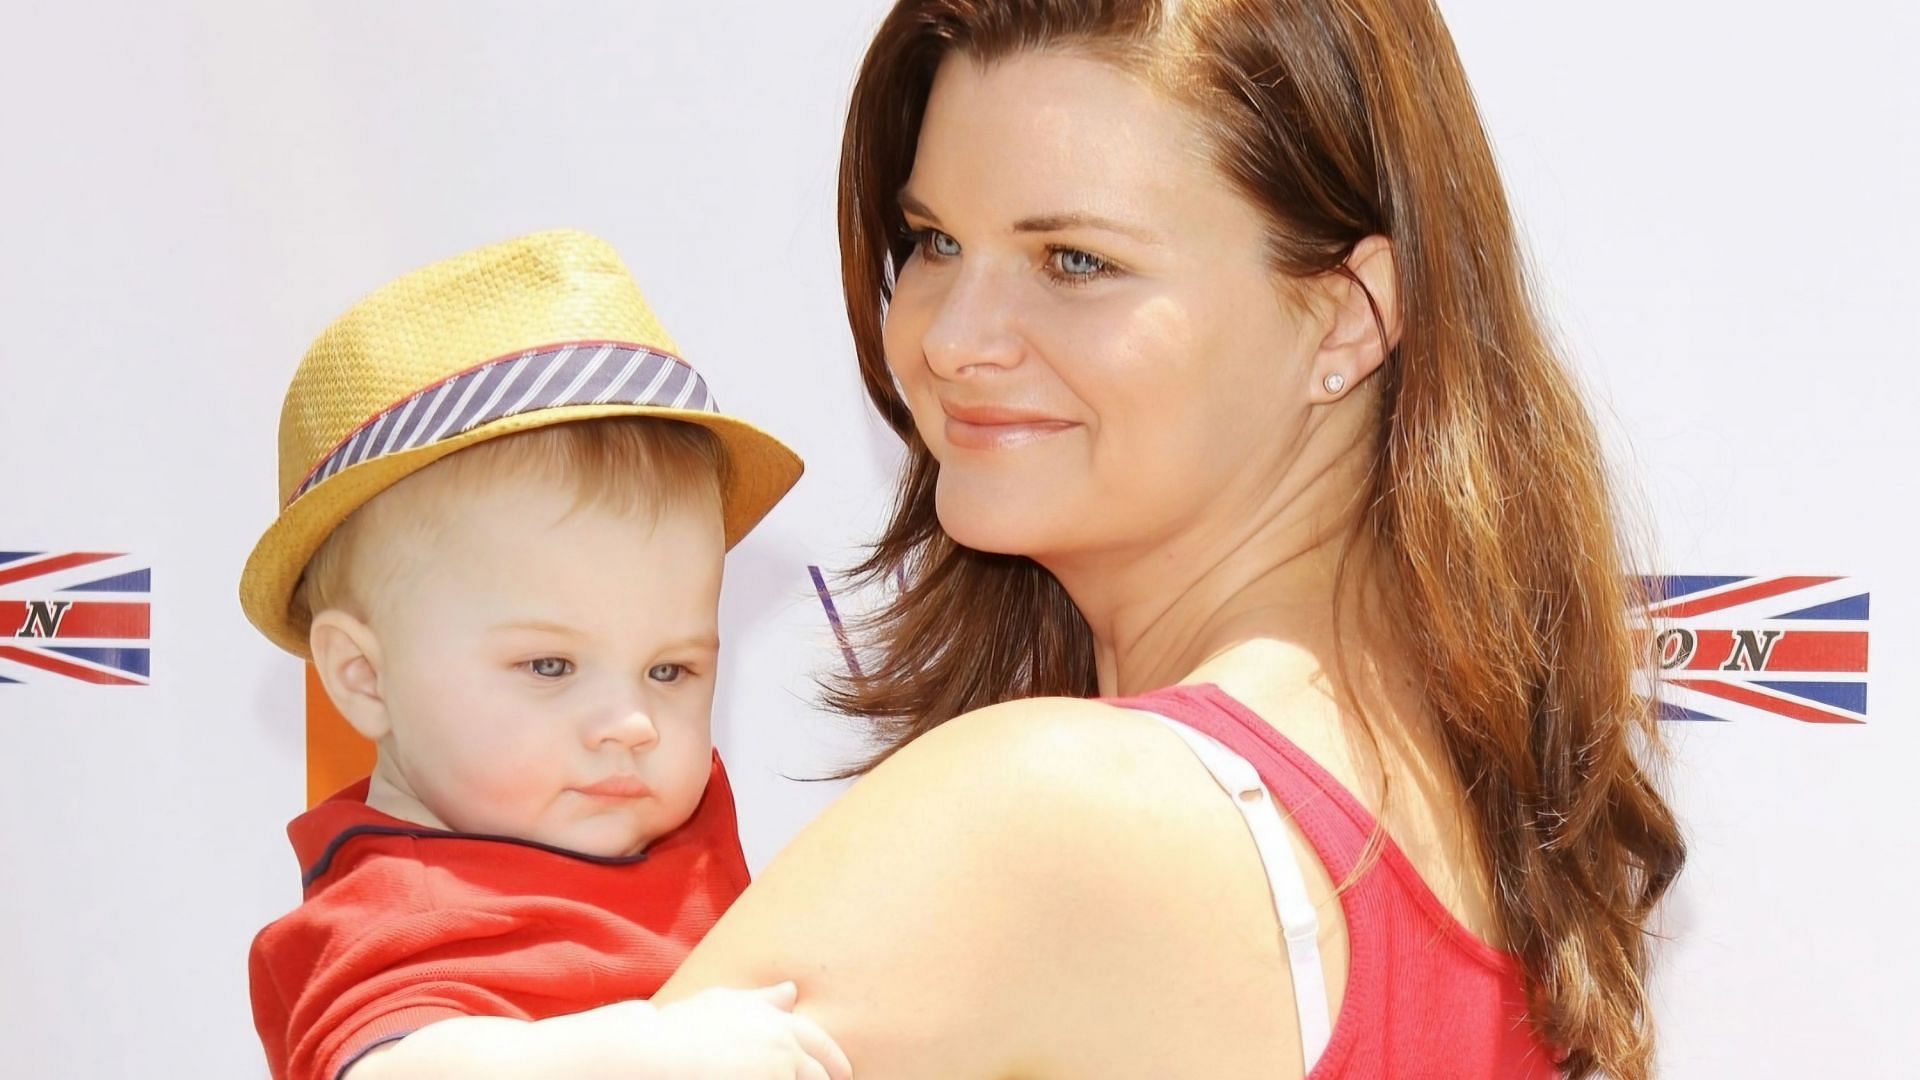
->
[0, 553, 119, 588]
[1680, 630, 1868, 673]
[1656, 576, 1841, 618]
[0, 601, 149, 639]
[0, 645, 145, 686]
[1670, 679, 1863, 724]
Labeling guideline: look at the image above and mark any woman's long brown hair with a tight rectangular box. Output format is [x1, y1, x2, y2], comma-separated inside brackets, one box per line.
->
[828, 2, 1685, 1075]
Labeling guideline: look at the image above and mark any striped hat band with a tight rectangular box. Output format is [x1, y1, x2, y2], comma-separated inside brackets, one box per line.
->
[289, 341, 714, 508]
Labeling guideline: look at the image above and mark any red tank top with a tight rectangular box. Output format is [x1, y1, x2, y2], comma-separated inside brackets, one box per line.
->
[1105, 683, 1562, 1078]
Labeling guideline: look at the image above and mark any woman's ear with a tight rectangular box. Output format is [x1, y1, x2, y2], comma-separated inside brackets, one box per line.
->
[1307, 234, 1400, 403]
[309, 610, 392, 742]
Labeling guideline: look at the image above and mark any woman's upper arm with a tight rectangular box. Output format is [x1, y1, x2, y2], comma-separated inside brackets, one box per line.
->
[654, 699, 1213, 1078]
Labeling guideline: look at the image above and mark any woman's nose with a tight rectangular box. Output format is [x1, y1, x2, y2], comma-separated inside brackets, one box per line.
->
[920, 265, 1024, 380]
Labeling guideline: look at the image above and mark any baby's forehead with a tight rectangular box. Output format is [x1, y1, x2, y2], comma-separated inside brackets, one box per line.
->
[356, 468, 707, 578]
[320, 421, 725, 622]
[352, 444, 640, 542]
[323, 462, 528, 601]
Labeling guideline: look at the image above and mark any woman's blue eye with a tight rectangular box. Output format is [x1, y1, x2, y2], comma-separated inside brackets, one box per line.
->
[648, 663, 685, 683]
[527, 657, 573, 678]
[1054, 248, 1108, 277]
[911, 228, 960, 259]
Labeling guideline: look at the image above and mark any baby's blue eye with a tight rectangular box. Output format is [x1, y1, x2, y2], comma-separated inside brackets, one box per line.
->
[527, 657, 573, 678]
[1056, 248, 1106, 276]
[648, 663, 685, 683]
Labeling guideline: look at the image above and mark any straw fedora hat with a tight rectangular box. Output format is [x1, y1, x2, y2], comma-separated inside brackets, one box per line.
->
[240, 228, 803, 657]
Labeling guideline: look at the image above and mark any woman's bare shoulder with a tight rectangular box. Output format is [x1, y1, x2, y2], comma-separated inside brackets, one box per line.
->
[876, 694, 1193, 800]
[656, 697, 1280, 1078]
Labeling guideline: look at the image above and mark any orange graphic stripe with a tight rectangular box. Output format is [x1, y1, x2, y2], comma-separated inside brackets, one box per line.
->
[306, 664, 375, 808]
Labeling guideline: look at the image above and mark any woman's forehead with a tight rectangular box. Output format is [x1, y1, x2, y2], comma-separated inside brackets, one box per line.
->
[906, 50, 1225, 232]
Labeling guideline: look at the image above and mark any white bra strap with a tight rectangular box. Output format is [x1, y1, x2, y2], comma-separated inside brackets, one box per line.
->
[1146, 713, 1334, 1073]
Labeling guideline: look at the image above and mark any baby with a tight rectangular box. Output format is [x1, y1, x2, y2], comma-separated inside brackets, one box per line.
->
[241, 231, 847, 1080]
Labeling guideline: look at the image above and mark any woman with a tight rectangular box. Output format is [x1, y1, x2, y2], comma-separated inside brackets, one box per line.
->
[660, 1, 1684, 1076]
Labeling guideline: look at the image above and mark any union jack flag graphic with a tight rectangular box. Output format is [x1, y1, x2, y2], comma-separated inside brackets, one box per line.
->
[1644, 575, 1868, 724]
[0, 551, 150, 686]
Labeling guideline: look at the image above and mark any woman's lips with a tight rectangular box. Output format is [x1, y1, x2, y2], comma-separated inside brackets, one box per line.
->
[575, 776, 653, 799]
[940, 404, 1077, 450]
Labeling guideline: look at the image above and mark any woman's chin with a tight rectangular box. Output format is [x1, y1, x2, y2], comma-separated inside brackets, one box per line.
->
[935, 485, 1065, 557]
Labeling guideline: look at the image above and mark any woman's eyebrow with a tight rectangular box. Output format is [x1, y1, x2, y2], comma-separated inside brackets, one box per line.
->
[1012, 211, 1160, 244]
[898, 190, 1160, 245]
[896, 188, 940, 222]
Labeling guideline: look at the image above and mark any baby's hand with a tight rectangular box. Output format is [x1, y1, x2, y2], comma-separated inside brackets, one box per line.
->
[620, 982, 852, 1080]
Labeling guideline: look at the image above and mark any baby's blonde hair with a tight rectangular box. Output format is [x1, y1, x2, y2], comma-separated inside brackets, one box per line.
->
[292, 417, 725, 633]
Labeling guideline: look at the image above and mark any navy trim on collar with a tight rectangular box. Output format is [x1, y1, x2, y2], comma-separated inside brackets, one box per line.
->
[334, 1031, 413, 1080]
[303, 823, 649, 889]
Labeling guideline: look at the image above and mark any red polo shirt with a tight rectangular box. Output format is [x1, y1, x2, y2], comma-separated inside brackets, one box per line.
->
[248, 753, 750, 1080]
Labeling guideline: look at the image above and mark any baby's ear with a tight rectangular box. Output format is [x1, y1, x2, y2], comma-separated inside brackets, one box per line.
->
[308, 611, 391, 742]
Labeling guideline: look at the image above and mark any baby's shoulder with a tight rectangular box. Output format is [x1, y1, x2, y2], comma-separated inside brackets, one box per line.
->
[254, 836, 437, 947]
[250, 834, 537, 991]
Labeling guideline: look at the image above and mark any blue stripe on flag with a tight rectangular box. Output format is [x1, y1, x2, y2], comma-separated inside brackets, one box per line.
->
[46, 647, 151, 678]
[0, 552, 42, 565]
[1774, 593, 1869, 621]
[1648, 575, 1751, 602]
[1654, 699, 1726, 722]
[1752, 680, 1867, 714]
[59, 569, 150, 594]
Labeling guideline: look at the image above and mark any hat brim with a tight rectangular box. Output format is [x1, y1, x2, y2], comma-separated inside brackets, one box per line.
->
[239, 403, 802, 658]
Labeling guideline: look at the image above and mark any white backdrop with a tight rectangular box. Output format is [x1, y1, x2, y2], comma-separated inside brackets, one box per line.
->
[1, 2, 1912, 1076]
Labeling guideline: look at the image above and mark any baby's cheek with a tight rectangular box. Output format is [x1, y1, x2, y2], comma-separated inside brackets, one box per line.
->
[447, 736, 558, 810]
[668, 750, 714, 821]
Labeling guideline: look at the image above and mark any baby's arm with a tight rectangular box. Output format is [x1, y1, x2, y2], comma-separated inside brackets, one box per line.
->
[345, 982, 850, 1080]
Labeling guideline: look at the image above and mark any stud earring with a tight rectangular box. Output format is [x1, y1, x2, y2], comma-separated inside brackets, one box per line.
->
[1323, 372, 1347, 395]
